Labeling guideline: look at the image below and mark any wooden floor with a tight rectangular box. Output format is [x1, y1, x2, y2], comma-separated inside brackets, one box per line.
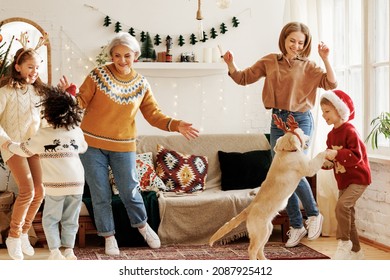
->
[1, 227, 390, 260]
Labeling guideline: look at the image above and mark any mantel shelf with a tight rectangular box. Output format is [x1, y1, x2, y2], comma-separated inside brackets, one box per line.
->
[133, 62, 227, 77]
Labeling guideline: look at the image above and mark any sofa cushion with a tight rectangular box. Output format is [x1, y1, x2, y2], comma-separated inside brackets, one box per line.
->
[136, 152, 168, 192]
[108, 152, 168, 193]
[218, 149, 271, 190]
[155, 145, 208, 193]
[137, 134, 272, 192]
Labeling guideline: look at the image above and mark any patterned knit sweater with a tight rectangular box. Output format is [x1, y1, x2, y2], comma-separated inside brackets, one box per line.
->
[8, 126, 88, 196]
[326, 122, 371, 190]
[0, 85, 42, 162]
[77, 64, 181, 152]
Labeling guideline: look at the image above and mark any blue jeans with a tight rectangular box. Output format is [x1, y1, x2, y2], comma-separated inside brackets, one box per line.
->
[80, 147, 147, 237]
[270, 109, 319, 228]
[42, 194, 82, 250]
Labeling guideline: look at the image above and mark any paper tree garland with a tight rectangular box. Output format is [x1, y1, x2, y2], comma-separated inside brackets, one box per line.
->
[220, 23, 228, 34]
[140, 31, 146, 43]
[232, 17, 240, 27]
[178, 35, 185, 47]
[189, 33, 198, 45]
[103, 16, 111, 27]
[114, 22, 122, 33]
[101, 14, 240, 47]
[128, 27, 136, 37]
[154, 34, 162, 46]
[210, 27, 218, 39]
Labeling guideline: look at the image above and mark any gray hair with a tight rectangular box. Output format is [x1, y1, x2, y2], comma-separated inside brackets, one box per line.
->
[107, 32, 141, 59]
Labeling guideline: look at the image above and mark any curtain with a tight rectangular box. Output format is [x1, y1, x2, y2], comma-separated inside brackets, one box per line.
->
[283, 0, 338, 236]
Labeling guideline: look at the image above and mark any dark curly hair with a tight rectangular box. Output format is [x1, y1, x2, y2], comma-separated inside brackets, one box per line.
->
[39, 86, 83, 130]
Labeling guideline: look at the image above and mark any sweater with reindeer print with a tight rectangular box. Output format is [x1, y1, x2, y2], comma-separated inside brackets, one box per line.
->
[7, 126, 88, 196]
[326, 122, 371, 190]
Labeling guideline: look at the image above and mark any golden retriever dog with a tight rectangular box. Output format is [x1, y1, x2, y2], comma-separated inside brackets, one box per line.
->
[209, 114, 328, 260]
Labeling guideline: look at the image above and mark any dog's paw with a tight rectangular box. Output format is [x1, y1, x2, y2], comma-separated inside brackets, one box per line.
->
[322, 160, 334, 170]
[249, 187, 260, 196]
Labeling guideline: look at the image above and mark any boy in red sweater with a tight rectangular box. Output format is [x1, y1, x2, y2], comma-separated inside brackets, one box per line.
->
[320, 90, 371, 260]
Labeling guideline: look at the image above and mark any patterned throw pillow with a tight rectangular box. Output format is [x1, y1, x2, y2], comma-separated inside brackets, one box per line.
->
[155, 145, 208, 193]
[136, 152, 168, 192]
[108, 152, 167, 193]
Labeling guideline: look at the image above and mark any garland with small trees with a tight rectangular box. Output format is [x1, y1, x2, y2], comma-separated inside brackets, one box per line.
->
[101, 15, 240, 47]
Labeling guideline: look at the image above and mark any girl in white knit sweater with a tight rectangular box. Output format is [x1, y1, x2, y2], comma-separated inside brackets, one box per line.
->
[3, 86, 88, 260]
[0, 47, 49, 260]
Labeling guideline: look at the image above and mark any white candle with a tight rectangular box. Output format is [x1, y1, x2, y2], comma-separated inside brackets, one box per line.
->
[212, 47, 221, 63]
[203, 48, 212, 63]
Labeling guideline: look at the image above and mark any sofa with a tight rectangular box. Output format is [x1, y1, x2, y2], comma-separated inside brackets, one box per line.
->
[33, 133, 317, 247]
[135, 133, 273, 245]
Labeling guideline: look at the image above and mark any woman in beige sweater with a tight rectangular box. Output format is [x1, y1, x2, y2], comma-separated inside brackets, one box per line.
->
[222, 22, 337, 248]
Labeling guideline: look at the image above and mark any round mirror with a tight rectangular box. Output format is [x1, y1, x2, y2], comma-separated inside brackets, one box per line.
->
[0, 17, 51, 85]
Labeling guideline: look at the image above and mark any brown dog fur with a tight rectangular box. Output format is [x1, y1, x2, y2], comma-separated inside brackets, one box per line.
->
[209, 128, 328, 260]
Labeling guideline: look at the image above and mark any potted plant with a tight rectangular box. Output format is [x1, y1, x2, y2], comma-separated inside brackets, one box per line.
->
[365, 112, 390, 149]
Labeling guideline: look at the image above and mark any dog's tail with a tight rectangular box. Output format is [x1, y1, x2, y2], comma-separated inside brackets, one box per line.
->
[209, 208, 249, 246]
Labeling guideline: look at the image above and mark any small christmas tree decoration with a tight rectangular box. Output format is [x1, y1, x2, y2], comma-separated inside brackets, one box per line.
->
[139, 32, 155, 62]
[140, 31, 146, 43]
[232, 17, 240, 28]
[220, 23, 228, 34]
[128, 27, 136, 37]
[200, 31, 208, 43]
[178, 35, 185, 47]
[114, 22, 122, 33]
[103, 16, 112, 27]
[210, 28, 218, 39]
[189, 33, 198, 45]
[154, 34, 162, 46]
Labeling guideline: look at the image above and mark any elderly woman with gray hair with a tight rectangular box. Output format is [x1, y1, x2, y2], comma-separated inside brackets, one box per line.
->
[59, 32, 198, 255]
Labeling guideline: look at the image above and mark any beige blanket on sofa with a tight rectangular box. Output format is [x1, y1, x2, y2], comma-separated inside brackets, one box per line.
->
[137, 133, 271, 245]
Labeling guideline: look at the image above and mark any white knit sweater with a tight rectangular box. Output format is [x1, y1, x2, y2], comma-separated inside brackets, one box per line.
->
[8, 126, 88, 196]
[0, 85, 42, 162]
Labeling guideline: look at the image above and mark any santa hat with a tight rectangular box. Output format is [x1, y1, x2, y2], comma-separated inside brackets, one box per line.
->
[321, 90, 355, 121]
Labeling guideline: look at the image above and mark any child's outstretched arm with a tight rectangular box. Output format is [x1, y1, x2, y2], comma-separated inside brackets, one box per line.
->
[58, 75, 78, 96]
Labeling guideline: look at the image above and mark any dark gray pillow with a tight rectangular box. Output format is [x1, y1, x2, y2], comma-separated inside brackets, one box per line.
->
[218, 150, 271, 190]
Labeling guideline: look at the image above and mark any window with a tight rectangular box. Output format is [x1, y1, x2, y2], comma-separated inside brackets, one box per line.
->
[368, 0, 390, 155]
[332, 0, 390, 156]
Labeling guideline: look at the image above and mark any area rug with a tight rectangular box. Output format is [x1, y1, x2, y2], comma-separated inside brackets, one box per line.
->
[73, 242, 330, 260]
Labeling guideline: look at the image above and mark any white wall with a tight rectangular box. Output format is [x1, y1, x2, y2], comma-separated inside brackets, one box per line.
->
[1, 0, 284, 135]
[0, 0, 284, 197]
[3, 0, 389, 248]
[356, 160, 390, 247]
